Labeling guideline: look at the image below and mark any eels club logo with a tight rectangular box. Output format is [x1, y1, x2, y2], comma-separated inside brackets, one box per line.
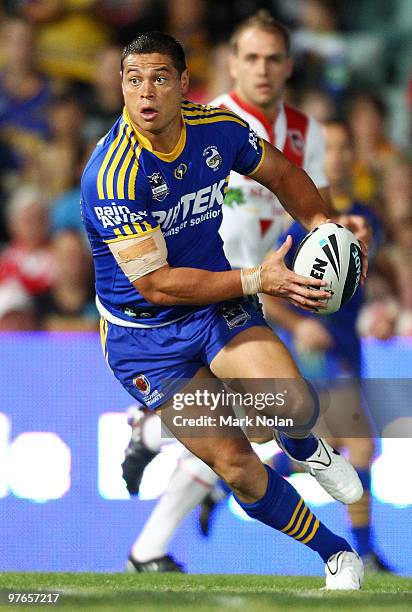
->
[203, 145, 222, 171]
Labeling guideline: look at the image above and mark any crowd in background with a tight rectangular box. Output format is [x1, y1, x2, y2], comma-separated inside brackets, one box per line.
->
[0, 0, 411, 337]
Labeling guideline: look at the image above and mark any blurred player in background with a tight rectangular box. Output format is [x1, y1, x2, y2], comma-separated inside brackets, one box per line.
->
[214, 10, 330, 265]
[264, 120, 392, 573]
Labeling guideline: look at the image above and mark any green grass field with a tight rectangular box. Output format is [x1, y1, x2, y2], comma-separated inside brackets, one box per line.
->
[0, 574, 412, 612]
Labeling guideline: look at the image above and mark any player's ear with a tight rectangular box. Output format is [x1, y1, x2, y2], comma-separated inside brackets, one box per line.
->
[181, 68, 190, 95]
[228, 52, 238, 81]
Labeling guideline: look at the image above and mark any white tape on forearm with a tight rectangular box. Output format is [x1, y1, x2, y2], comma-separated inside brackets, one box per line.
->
[241, 266, 262, 295]
[108, 229, 168, 282]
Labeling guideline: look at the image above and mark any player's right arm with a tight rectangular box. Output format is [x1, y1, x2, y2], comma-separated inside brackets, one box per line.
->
[112, 228, 331, 309]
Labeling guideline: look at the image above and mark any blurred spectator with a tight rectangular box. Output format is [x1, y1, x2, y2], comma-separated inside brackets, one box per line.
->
[51, 140, 96, 234]
[0, 138, 19, 242]
[165, 0, 211, 102]
[34, 230, 98, 331]
[97, 0, 165, 45]
[35, 93, 85, 199]
[381, 158, 412, 231]
[0, 16, 52, 169]
[291, 0, 350, 101]
[298, 87, 336, 124]
[204, 43, 233, 102]
[0, 185, 54, 299]
[348, 92, 401, 204]
[0, 278, 36, 331]
[17, 0, 110, 84]
[363, 215, 412, 339]
[82, 45, 123, 144]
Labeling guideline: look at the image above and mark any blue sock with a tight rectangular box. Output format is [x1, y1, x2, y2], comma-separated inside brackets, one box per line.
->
[272, 452, 294, 477]
[235, 465, 352, 562]
[352, 525, 371, 557]
[350, 468, 372, 556]
[356, 467, 371, 490]
[279, 432, 318, 460]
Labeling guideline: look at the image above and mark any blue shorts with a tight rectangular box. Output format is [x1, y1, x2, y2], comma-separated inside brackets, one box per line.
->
[100, 297, 268, 410]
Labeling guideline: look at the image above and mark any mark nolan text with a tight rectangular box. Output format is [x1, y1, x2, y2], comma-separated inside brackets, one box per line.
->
[172, 415, 293, 428]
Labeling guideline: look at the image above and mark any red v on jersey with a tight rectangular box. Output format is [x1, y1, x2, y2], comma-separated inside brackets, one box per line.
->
[228, 91, 275, 144]
[260, 219, 273, 237]
[222, 93, 309, 169]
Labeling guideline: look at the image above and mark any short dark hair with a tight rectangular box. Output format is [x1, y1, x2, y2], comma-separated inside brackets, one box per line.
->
[230, 10, 290, 56]
[121, 31, 187, 75]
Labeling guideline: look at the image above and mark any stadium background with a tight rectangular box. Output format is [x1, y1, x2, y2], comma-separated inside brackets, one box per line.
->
[0, 0, 412, 576]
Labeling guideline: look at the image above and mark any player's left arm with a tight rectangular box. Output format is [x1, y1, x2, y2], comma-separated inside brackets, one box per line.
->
[250, 140, 329, 230]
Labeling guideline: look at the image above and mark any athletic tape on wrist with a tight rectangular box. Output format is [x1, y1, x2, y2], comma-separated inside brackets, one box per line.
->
[241, 266, 262, 295]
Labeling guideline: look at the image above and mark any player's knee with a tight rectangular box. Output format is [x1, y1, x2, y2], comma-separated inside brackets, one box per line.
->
[284, 382, 319, 433]
[212, 451, 258, 492]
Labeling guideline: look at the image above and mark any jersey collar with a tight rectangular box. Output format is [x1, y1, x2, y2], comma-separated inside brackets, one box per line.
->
[122, 107, 186, 162]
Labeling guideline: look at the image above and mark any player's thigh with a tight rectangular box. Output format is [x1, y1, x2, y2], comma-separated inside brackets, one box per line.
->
[210, 325, 300, 379]
[209, 325, 317, 427]
[158, 367, 261, 474]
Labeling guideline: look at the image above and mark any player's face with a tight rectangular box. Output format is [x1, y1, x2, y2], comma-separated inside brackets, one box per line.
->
[323, 124, 353, 186]
[121, 53, 189, 136]
[229, 28, 293, 111]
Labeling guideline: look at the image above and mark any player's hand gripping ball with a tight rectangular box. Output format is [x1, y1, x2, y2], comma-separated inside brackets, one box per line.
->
[293, 222, 362, 314]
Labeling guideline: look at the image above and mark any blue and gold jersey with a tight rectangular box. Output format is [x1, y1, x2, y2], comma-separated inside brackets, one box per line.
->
[81, 100, 265, 325]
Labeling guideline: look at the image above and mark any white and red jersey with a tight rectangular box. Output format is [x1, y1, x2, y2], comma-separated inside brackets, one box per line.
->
[210, 91, 328, 268]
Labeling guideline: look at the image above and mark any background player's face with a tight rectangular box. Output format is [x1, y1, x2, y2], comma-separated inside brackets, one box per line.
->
[323, 124, 353, 187]
[229, 28, 293, 111]
[121, 53, 189, 136]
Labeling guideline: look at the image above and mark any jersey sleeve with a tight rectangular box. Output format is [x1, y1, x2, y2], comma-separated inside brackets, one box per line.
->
[81, 159, 159, 245]
[226, 116, 265, 176]
[303, 117, 328, 189]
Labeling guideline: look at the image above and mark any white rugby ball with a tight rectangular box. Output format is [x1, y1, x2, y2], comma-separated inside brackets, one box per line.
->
[292, 222, 362, 314]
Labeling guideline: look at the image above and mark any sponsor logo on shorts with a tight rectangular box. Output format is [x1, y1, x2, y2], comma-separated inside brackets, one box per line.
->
[148, 172, 170, 201]
[145, 389, 165, 406]
[203, 145, 222, 171]
[133, 374, 151, 394]
[220, 302, 251, 329]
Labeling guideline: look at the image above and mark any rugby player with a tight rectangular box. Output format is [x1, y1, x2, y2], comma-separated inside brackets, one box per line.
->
[81, 31, 367, 588]
[122, 11, 333, 572]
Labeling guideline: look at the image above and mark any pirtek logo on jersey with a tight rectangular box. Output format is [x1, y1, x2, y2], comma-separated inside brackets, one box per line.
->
[152, 178, 228, 231]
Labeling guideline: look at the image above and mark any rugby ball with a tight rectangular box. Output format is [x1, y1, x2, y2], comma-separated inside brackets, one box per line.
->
[292, 222, 362, 314]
